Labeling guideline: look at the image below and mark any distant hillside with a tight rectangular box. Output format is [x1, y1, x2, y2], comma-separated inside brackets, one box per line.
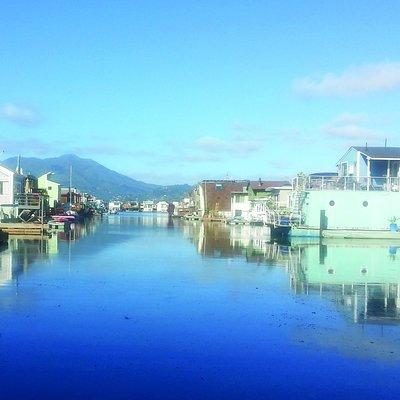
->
[3, 154, 191, 201]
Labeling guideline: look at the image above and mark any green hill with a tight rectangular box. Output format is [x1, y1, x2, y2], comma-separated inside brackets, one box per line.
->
[3, 154, 191, 201]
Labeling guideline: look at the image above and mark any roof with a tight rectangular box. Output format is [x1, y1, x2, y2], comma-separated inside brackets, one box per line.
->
[309, 172, 338, 177]
[39, 171, 59, 184]
[248, 180, 291, 190]
[353, 146, 400, 159]
[0, 163, 15, 174]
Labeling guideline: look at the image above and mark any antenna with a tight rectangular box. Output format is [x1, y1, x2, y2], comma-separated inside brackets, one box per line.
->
[385, 138, 388, 147]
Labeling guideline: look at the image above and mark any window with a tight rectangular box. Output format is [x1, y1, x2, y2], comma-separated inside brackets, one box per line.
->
[215, 183, 223, 191]
[48, 186, 52, 191]
[390, 161, 400, 177]
[0, 182, 3, 195]
[329, 200, 335, 206]
[235, 193, 246, 202]
[341, 162, 348, 176]
[362, 201, 368, 207]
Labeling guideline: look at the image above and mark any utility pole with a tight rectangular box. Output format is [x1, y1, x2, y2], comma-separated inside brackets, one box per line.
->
[69, 165, 73, 210]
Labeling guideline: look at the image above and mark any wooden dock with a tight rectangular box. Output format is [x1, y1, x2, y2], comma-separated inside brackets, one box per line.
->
[0, 223, 48, 236]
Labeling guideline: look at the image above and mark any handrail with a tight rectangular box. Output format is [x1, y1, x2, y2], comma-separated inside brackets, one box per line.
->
[292, 175, 400, 192]
[15, 193, 41, 207]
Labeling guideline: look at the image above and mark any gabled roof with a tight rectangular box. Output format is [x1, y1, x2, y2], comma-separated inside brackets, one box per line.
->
[0, 163, 16, 175]
[353, 146, 400, 159]
[310, 172, 338, 177]
[39, 171, 59, 184]
[248, 180, 291, 190]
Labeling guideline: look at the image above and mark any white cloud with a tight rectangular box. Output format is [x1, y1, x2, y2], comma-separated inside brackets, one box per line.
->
[322, 113, 385, 140]
[195, 135, 261, 155]
[324, 124, 380, 139]
[0, 103, 40, 126]
[294, 62, 400, 96]
[334, 112, 368, 124]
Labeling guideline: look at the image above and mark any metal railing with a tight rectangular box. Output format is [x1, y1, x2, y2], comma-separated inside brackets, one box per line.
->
[292, 176, 400, 192]
[15, 193, 41, 209]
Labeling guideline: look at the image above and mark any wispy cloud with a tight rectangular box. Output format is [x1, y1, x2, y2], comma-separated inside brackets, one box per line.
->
[1, 137, 61, 155]
[195, 135, 261, 155]
[322, 113, 386, 140]
[294, 61, 400, 96]
[0, 103, 41, 126]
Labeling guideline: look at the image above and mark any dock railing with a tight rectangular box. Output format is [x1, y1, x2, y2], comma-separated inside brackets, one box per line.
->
[292, 175, 400, 192]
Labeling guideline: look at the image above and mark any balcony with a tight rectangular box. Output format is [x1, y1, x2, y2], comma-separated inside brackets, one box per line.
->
[293, 175, 400, 192]
[15, 193, 42, 209]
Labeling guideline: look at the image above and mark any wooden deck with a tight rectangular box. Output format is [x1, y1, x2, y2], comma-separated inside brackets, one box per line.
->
[0, 223, 48, 236]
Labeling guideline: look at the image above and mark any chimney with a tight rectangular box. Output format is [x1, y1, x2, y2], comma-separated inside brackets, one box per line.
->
[259, 177, 262, 186]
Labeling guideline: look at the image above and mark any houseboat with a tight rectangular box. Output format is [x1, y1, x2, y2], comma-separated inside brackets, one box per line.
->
[291, 146, 400, 239]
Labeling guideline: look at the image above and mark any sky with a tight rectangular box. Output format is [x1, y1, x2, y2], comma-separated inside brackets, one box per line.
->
[1, 1, 400, 185]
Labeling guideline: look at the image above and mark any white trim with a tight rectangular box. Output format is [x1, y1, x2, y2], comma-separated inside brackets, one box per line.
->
[363, 157, 400, 160]
[336, 146, 355, 166]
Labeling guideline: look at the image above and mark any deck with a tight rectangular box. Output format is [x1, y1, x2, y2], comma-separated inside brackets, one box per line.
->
[0, 223, 48, 236]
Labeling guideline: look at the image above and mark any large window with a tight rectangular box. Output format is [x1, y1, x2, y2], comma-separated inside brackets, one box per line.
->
[390, 161, 400, 177]
[0, 182, 4, 195]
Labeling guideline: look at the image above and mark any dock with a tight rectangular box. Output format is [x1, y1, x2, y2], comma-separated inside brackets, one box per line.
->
[0, 223, 48, 236]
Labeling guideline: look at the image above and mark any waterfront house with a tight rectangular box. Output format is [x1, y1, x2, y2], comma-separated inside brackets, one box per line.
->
[337, 146, 400, 189]
[156, 201, 169, 213]
[0, 164, 25, 219]
[292, 145, 400, 237]
[108, 201, 122, 213]
[38, 172, 61, 208]
[61, 188, 82, 205]
[231, 180, 292, 222]
[142, 200, 154, 212]
[197, 180, 248, 218]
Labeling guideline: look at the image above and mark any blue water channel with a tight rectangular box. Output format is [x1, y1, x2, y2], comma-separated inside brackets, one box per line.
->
[0, 212, 399, 399]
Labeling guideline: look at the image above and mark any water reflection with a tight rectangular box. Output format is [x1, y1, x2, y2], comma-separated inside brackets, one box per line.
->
[0, 213, 399, 398]
[0, 217, 102, 285]
[291, 240, 400, 325]
[183, 220, 400, 326]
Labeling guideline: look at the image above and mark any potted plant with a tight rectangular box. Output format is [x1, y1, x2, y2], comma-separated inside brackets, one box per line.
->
[389, 216, 398, 232]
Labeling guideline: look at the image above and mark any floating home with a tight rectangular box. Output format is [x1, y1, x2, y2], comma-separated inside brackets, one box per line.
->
[291, 146, 400, 238]
[197, 180, 249, 218]
[231, 180, 292, 223]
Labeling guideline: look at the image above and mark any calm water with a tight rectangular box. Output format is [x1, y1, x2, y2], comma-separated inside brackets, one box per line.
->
[1, 213, 400, 399]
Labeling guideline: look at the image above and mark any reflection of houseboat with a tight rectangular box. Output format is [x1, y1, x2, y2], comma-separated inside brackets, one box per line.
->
[186, 220, 292, 266]
[290, 239, 400, 324]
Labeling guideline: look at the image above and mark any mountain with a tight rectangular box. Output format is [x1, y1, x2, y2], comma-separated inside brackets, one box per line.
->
[3, 154, 192, 201]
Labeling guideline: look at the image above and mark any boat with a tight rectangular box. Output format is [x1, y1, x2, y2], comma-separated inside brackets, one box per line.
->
[52, 215, 76, 223]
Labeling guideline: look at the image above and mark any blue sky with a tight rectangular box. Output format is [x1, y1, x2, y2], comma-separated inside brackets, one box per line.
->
[1, 1, 400, 184]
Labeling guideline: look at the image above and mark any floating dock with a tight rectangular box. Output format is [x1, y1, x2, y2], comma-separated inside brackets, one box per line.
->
[0, 223, 48, 236]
